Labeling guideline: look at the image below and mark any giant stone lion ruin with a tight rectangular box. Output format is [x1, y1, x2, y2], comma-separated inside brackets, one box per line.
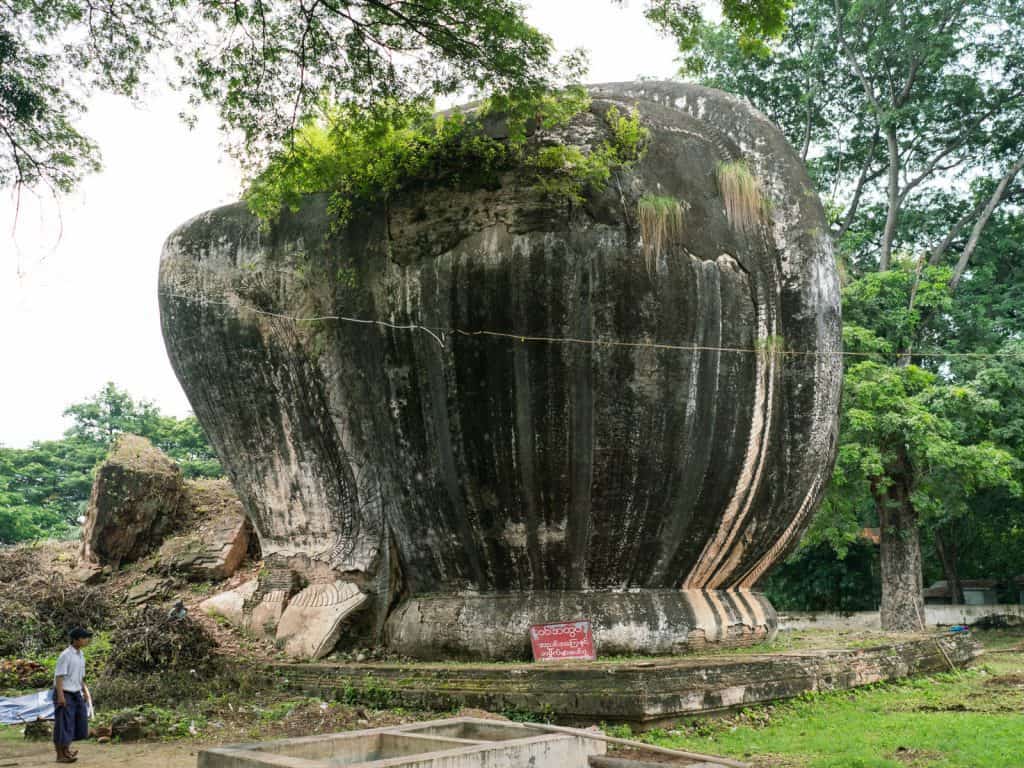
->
[158, 81, 842, 661]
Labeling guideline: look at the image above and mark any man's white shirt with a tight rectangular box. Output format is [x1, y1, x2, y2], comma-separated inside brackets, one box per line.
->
[53, 646, 85, 692]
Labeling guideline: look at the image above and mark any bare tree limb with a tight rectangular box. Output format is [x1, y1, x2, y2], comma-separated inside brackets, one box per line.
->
[833, 128, 882, 241]
[928, 198, 986, 266]
[950, 155, 1024, 291]
[897, 135, 971, 204]
[879, 126, 900, 271]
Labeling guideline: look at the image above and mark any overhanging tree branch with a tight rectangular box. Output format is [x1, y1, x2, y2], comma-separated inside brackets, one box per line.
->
[928, 198, 986, 266]
[949, 155, 1024, 291]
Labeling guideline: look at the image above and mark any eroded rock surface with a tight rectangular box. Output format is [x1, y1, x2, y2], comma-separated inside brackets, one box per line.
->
[276, 581, 368, 659]
[159, 81, 842, 659]
[157, 478, 252, 580]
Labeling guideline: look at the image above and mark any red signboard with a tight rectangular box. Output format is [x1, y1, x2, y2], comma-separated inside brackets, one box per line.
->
[529, 620, 596, 662]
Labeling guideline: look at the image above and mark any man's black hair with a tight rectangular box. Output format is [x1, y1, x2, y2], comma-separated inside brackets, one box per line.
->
[69, 627, 93, 641]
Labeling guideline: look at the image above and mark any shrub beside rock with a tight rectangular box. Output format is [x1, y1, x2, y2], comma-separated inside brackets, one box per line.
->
[0, 549, 115, 658]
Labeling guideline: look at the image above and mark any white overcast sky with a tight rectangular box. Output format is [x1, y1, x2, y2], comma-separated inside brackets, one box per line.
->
[0, 1, 686, 448]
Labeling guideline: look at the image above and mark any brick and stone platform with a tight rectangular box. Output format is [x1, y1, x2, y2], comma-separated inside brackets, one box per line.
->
[272, 632, 979, 727]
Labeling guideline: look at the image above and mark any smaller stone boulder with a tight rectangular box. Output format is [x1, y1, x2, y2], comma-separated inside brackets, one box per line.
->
[198, 579, 258, 626]
[156, 479, 252, 580]
[68, 562, 105, 585]
[125, 576, 172, 605]
[249, 589, 291, 639]
[81, 435, 187, 566]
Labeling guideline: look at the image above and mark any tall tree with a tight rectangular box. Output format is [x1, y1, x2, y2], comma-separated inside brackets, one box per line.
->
[838, 269, 1019, 626]
[683, 0, 1024, 629]
[686, 0, 1024, 270]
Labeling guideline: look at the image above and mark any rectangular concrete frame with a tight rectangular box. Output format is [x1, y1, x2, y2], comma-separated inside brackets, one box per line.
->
[272, 633, 980, 727]
[197, 717, 606, 768]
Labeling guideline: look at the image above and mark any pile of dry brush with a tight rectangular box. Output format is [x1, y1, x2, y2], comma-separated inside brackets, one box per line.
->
[0, 549, 115, 658]
[0, 548, 216, 683]
[108, 605, 217, 674]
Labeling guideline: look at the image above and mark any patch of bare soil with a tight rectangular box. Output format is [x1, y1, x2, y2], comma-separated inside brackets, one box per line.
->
[914, 703, 968, 712]
[1, 702, 437, 766]
[889, 746, 943, 765]
[0, 740, 207, 768]
[984, 672, 1024, 686]
[605, 744, 700, 763]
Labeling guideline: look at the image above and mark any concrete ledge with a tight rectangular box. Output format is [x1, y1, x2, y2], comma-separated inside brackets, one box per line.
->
[198, 717, 604, 768]
[272, 633, 979, 726]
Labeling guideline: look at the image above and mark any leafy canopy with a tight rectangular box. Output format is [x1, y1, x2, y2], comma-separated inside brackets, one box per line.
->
[808, 264, 1021, 561]
[2, 0, 793, 196]
[682, 0, 1024, 274]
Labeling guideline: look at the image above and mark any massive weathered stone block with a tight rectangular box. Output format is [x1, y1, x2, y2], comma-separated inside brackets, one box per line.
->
[82, 435, 188, 567]
[159, 82, 842, 659]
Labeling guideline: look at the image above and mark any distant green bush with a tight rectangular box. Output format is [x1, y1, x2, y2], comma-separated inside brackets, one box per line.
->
[762, 540, 880, 613]
[0, 382, 223, 544]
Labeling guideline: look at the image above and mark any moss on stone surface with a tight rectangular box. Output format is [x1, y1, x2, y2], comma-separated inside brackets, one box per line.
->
[637, 193, 684, 272]
[716, 159, 766, 234]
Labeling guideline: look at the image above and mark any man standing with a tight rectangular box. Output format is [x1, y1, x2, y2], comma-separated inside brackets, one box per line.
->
[53, 627, 92, 763]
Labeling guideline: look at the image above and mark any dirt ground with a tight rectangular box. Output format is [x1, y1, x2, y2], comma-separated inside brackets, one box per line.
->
[0, 739, 728, 767]
[0, 739, 208, 767]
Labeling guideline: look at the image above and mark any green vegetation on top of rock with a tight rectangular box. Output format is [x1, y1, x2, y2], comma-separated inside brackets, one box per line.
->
[245, 87, 649, 226]
[3, 0, 795, 197]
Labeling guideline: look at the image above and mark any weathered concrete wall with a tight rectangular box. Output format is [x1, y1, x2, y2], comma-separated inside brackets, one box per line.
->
[273, 633, 978, 726]
[779, 604, 1024, 631]
[199, 719, 605, 768]
[159, 81, 842, 659]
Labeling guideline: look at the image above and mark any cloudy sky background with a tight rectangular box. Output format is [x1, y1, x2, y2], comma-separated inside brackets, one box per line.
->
[0, 1, 686, 448]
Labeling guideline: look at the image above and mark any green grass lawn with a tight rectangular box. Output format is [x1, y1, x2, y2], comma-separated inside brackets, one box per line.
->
[616, 629, 1024, 767]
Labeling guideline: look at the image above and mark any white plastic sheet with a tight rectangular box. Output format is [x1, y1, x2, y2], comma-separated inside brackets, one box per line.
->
[0, 689, 55, 724]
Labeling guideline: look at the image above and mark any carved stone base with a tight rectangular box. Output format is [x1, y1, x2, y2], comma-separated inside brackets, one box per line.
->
[384, 589, 776, 661]
[276, 581, 368, 659]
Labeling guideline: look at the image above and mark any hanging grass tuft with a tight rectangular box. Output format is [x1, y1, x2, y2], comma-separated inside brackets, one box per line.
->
[716, 160, 766, 234]
[637, 194, 684, 273]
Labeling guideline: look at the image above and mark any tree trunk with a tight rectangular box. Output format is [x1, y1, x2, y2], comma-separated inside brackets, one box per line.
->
[878, 127, 901, 272]
[935, 528, 964, 605]
[877, 471, 925, 631]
